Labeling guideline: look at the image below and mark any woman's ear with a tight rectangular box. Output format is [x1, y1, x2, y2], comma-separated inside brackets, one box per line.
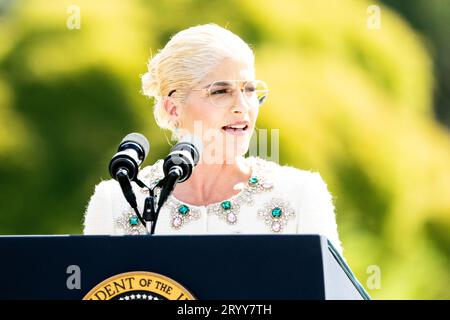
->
[163, 96, 180, 120]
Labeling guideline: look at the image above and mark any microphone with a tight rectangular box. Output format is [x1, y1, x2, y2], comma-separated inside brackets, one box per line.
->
[152, 135, 202, 233]
[109, 133, 150, 214]
[162, 134, 203, 184]
[109, 133, 150, 181]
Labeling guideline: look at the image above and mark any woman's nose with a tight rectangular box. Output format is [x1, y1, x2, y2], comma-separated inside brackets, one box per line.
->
[231, 90, 250, 113]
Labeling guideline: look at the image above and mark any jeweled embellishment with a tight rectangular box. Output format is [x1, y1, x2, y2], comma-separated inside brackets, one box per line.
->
[271, 221, 282, 232]
[178, 204, 190, 215]
[248, 175, 273, 192]
[249, 177, 258, 185]
[142, 160, 165, 192]
[166, 199, 200, 230]
[219, 201, 237, 223]
[227, 212, 237, 223]
[257, 198, 296, 233]
[207, 173, 273, 224]
[172, 216, 183, 228]
[171, 205, 191, 228]
[221, 201, 232, 210]
[117, 210, 146, 235]
[208, 200, 241, 225]
[129, 215, 139, 226]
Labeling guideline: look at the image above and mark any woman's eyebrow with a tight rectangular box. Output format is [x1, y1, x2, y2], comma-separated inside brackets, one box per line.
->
[202, 81, 232, 88]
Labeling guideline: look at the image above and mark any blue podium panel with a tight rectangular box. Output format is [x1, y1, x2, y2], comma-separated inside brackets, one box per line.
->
[0, 234, 368, 300]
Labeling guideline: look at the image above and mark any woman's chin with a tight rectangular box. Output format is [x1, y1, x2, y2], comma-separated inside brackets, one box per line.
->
[200, 144, 249, 165]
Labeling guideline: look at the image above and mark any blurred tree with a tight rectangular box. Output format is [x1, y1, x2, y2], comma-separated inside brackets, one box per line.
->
[380, 0, 450, 127]
[0, 0, 448, 299]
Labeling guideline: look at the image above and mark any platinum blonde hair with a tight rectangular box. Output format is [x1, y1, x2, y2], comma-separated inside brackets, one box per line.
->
[141, 23, 255, 132]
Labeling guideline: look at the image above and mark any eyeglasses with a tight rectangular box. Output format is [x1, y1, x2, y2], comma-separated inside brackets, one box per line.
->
[187, 80, 269, 108]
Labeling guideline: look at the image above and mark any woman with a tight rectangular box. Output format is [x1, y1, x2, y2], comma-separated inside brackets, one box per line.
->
[83, 24, 343, 255]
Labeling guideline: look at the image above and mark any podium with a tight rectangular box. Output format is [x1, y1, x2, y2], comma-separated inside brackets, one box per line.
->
[0, 234, 369, 300]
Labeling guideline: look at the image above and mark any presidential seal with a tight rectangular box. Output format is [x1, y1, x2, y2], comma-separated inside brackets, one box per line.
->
[83, 271, 196, 300]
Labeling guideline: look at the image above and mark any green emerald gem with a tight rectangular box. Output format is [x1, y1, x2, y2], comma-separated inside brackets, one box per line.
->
[249, 177, 258, 185]
[129, 216, 139, 226]
[178, 204, 190, 215]
[221, 201, 232, 210]
[271, 207, 282, 218]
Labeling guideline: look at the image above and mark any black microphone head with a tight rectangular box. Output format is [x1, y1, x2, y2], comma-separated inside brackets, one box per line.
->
[163, 134, 203, 183]
[173, 134, 203, 165]
[109, 132, 150, 181]
[119, 133, 150, 160]
[157, 135, 203, 212]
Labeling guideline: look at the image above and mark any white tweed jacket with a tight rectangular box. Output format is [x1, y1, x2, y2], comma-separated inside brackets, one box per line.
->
[83, 156, 344, 255]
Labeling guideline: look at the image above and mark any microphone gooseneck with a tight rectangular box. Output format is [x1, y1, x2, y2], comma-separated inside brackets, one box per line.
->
[109, 133, 150, 227]
[150, 135, 203, 234]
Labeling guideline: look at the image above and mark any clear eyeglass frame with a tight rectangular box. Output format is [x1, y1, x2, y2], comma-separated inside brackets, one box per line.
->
[190, 79, 269, 108]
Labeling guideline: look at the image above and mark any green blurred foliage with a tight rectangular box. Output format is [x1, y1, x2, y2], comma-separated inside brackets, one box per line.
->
[380, 0, 450, 127]
[0, 0, 448, 299]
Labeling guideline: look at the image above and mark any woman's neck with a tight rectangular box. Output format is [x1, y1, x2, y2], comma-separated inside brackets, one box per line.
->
[171, 156, 251, 206]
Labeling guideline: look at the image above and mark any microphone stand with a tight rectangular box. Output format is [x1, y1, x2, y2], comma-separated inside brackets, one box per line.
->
[134, 177, 160, 235]
[143, 181, 161, 235]
[115, 166, 182, 235]
[120, 173, 175, 236]
[150, 169, 181, 234]
[138, 168, 182, 235]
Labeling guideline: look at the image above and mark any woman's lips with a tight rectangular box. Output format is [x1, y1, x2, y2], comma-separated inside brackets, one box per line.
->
[221, 124, 249, 136]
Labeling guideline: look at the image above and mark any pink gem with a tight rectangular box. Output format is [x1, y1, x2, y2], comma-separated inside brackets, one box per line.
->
[271, 221, 281, 232]
[262, 182, 273, 189]
[172, 217, 182, 228]
[227, 213, 237, 223]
